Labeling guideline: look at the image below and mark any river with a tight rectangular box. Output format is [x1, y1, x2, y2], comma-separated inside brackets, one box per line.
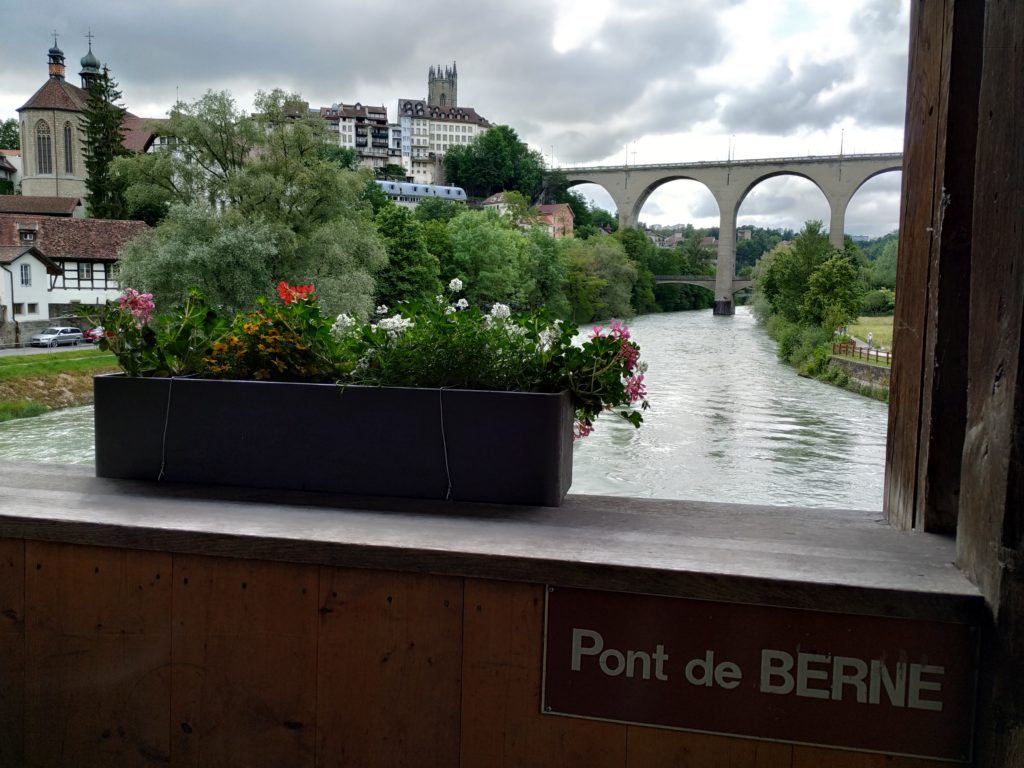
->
[0, 307, 888, 510]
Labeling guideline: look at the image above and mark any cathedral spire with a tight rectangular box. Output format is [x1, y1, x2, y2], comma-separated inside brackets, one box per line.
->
[47, 32, 66, 81]
[79, 29, 102, 89]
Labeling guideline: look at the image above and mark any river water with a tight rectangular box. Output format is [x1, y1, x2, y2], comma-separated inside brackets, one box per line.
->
[0, 307, 888, 510]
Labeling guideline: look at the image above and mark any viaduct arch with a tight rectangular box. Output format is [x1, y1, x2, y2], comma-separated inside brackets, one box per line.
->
[562, 153, 902, 315]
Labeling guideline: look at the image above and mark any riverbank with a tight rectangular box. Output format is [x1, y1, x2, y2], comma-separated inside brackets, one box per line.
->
[0, 350, 117, 421]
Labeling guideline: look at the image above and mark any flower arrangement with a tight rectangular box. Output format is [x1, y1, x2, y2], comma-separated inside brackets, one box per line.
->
[88, 280, 649, 438]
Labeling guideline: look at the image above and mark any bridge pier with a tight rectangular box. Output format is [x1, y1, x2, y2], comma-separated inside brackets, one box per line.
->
[713, 300, 735, 316]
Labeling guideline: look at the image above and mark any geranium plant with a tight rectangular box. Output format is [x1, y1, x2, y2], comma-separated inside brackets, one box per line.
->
[87, 280, 649, 438]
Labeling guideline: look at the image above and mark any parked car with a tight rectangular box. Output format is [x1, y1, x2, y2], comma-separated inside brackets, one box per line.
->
[29, 326, 84, 347]
[82, 326, 105, 343]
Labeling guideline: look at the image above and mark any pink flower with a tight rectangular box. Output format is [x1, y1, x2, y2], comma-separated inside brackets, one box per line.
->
[573, 419, 595, 440]
[118, 288, 155, 325]
[590, 325, 605, 339]
[609, 318, 631, 341]
[625, 373, 647, 403]
[619, 340, 640, 371]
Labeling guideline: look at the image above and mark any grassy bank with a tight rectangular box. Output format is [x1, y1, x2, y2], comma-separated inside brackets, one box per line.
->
[849, 315, 894, 349]
[0, 348, 118, 421]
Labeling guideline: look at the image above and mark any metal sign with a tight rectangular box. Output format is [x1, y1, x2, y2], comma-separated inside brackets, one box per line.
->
[542, 587, 976, 762]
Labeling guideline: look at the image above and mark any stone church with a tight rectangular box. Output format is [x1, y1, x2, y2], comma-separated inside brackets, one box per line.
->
[16, 38, 157, 204]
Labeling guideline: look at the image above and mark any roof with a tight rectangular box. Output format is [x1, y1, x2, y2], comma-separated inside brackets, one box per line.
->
[0, 214, 149, 262]
[397, 99, 490, 127]
[320, 103, 389, 122]
[481, 192, 507, 206]
[0, 245, 63, 274]
[536, 203, 574, 220]
[0, 150, 20, 158]
[18, 77, 90, 113]
[0, 157, 15, 175]
[0, 196, 81, 216]
[121, 116, 166, 153]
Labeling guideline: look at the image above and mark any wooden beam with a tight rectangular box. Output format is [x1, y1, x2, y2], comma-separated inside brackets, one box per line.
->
[956, 0, 1024, 764]
[885, 0, 983, 533]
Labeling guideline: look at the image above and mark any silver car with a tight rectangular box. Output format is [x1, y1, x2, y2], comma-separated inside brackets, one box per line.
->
[29, 326, 84, 347]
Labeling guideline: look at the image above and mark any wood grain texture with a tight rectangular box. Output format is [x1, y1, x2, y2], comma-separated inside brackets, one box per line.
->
[0, 538, 24, 768]
[956, 1, 1024, 765]
[885, 0, 946, 531]
[23, 541, 172, 767]
[914, 0, 983, 534]
[460, 579, 626, 768]
[625, 727, 792, 767]
[316, 567, 463, 767]
[0, 464, 982, 624]
[790, 744, 951, 768]
[171, 554, 318, 768]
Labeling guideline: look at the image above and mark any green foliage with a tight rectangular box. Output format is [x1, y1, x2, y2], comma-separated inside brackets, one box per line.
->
[0, 400, 49, 421]
[560, 237, 637, 322]
[81, 67, 129, 219]
[0, 118, 18, 150]
[444, 125, 546, 200]
[447, 209, 525, 306]
[112, 89, 388, 317]
[801, 252, 864, 330]
[375, 163, 407, 181]
[85, 289, 228, 378]
[414, 197, 462, 223]
[861, 287, 896, 315]
[373, 205, 441, 307]
[0, 348, 115, 380]
[868, 237, 898, 289]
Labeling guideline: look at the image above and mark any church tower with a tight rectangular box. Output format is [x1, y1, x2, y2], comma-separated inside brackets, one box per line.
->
[427, 62, 457, 108]
[79, 34, 102, 89]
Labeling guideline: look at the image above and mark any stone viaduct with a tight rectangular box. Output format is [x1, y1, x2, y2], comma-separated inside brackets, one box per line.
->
[561, 153, 903, 314]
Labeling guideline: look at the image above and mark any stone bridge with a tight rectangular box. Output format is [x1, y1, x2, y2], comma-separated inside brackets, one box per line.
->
[653, 275, 752, 298]
[561, 153, 902, 314]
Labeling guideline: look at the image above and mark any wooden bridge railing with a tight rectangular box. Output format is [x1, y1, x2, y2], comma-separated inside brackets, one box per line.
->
[833, 341, 892, 365]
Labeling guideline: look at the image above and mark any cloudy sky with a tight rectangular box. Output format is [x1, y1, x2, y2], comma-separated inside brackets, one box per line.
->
[2, 0, 909, 236]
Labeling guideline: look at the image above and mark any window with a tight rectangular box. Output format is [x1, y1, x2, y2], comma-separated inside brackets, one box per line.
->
[81, 262, 93, 283]
[27, 303, 38, 314]
[19, 230, 35, 242]
[13, 303, 24, 315]
[20, 263, 31, 287]
[35, 121, 52, 175]
[63, 122, 74, 174]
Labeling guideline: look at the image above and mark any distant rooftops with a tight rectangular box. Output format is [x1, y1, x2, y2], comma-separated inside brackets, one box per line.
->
[397, 99, 489, 126]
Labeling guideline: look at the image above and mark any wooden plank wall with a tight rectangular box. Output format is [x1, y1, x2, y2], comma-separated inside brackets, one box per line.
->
[0, 538, 955, 768]
[884, 0, 982, 533]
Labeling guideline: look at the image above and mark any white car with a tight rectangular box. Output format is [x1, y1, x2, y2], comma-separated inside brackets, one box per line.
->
[29, 326, 84, 347]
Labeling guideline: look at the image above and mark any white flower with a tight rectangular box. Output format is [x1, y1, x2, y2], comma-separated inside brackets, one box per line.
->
[377, 313, 414, 338]
[445, 305, 456, 315]
[375, 304, 389, 316]
[435, 294, 445, 304]
[332, 313, 356, 335]
[490, 302, 511, 320]
[505, 324, 527, 339]
[455, 298, 469, 311]
[448, 278, 463, 292]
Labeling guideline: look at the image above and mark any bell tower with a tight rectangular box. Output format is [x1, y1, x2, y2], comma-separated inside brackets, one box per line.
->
[427, 62, 457, 108]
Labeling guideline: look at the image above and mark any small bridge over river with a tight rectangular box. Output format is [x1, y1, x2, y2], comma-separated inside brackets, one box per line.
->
[654, 274, 752, 297]
[559, 153, 902, 314]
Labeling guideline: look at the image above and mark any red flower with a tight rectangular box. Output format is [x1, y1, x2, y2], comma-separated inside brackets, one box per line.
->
[277, 281, 316, 305]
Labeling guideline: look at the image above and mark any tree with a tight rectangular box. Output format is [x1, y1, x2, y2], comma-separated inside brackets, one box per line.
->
[375, 163, 407, 181]
[373, 205, 440, 307]
[754, 220, 833, 323]
[112, 89, 388, 315]
[801, 253, 864, 330]
[447, 210, 523, 306]
[0, 118, 18, 150]
[81, 67, 129, 218]
[444, 125, 545, 200]
[413, 197, 462, 223]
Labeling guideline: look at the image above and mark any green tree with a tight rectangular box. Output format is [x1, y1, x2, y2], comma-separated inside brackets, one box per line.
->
[801, 253, 864, 330]
[112, 89, 388, 315]
[81, 67, 129, 218]
[755, 220, 833, 323]
[444, 125, 545, 200]
[413, 197, 462, 223]
[375, 163, 407, 181]
[869, 236, 898, 289]
[0, 118, 18, 150]
[374, 205, 441, 307]
[520, 226, 569, 316]
[447, 209, 524, 306]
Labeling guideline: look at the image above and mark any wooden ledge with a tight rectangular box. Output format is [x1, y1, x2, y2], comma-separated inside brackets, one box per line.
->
[0, 463, 981, 624]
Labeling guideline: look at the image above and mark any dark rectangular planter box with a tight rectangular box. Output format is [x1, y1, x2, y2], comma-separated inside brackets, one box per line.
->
[94, 375, 574, 506]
